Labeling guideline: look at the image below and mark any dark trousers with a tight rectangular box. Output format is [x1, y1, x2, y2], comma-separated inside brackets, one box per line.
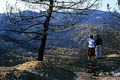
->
[88, 47, 95, 57]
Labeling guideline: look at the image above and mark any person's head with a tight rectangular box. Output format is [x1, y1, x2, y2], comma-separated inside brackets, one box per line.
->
[90, 35, 93, 39]
[97, 34, 100, 39]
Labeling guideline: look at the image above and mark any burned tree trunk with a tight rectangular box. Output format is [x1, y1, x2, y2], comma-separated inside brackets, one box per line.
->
[38, 0, 53, 61]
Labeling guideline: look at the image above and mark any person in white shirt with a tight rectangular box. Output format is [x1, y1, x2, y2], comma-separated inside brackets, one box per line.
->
[88, 35, 95, 60]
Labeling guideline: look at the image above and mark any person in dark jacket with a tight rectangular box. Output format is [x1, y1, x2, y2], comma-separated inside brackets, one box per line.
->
[95, 34, 102, 58]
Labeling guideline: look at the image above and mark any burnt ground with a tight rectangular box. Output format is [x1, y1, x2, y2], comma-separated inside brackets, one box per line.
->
[0, 48, 120, 80]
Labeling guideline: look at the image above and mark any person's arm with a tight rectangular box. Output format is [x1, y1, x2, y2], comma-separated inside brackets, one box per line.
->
[94, 40, 96, 46]
[94, 40, 96, 47]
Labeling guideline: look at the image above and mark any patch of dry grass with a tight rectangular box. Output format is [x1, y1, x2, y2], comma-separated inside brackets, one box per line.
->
[104, 54, 120, 58]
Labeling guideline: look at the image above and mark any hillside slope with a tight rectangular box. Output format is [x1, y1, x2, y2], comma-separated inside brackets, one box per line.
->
[0, 48, 120, 80]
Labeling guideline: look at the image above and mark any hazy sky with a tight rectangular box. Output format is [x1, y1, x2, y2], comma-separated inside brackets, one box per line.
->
[0, 0, 119, 13]
[100, 0, 118, 11]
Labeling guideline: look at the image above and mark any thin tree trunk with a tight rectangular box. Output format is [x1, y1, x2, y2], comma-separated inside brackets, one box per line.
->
[38, 0, 53, 61]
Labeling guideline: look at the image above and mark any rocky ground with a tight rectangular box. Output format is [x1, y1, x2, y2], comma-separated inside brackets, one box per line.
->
[0, 48, 120, 80]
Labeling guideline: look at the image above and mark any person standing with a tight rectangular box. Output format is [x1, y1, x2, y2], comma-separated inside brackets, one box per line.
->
[88, 35, 95, 60]
[95, 34, 102, 58]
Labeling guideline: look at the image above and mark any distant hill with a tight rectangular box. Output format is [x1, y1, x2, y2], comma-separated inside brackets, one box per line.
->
[0, 9, 118, 28]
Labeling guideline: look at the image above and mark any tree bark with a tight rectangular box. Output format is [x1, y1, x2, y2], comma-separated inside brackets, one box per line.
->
[38, 0, 53, 61]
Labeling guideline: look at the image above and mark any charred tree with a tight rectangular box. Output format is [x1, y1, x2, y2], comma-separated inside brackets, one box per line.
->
[38, 0, 53, 61]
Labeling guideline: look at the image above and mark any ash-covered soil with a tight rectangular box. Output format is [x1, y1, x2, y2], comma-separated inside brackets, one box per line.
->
[0, 48, 120, 80]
